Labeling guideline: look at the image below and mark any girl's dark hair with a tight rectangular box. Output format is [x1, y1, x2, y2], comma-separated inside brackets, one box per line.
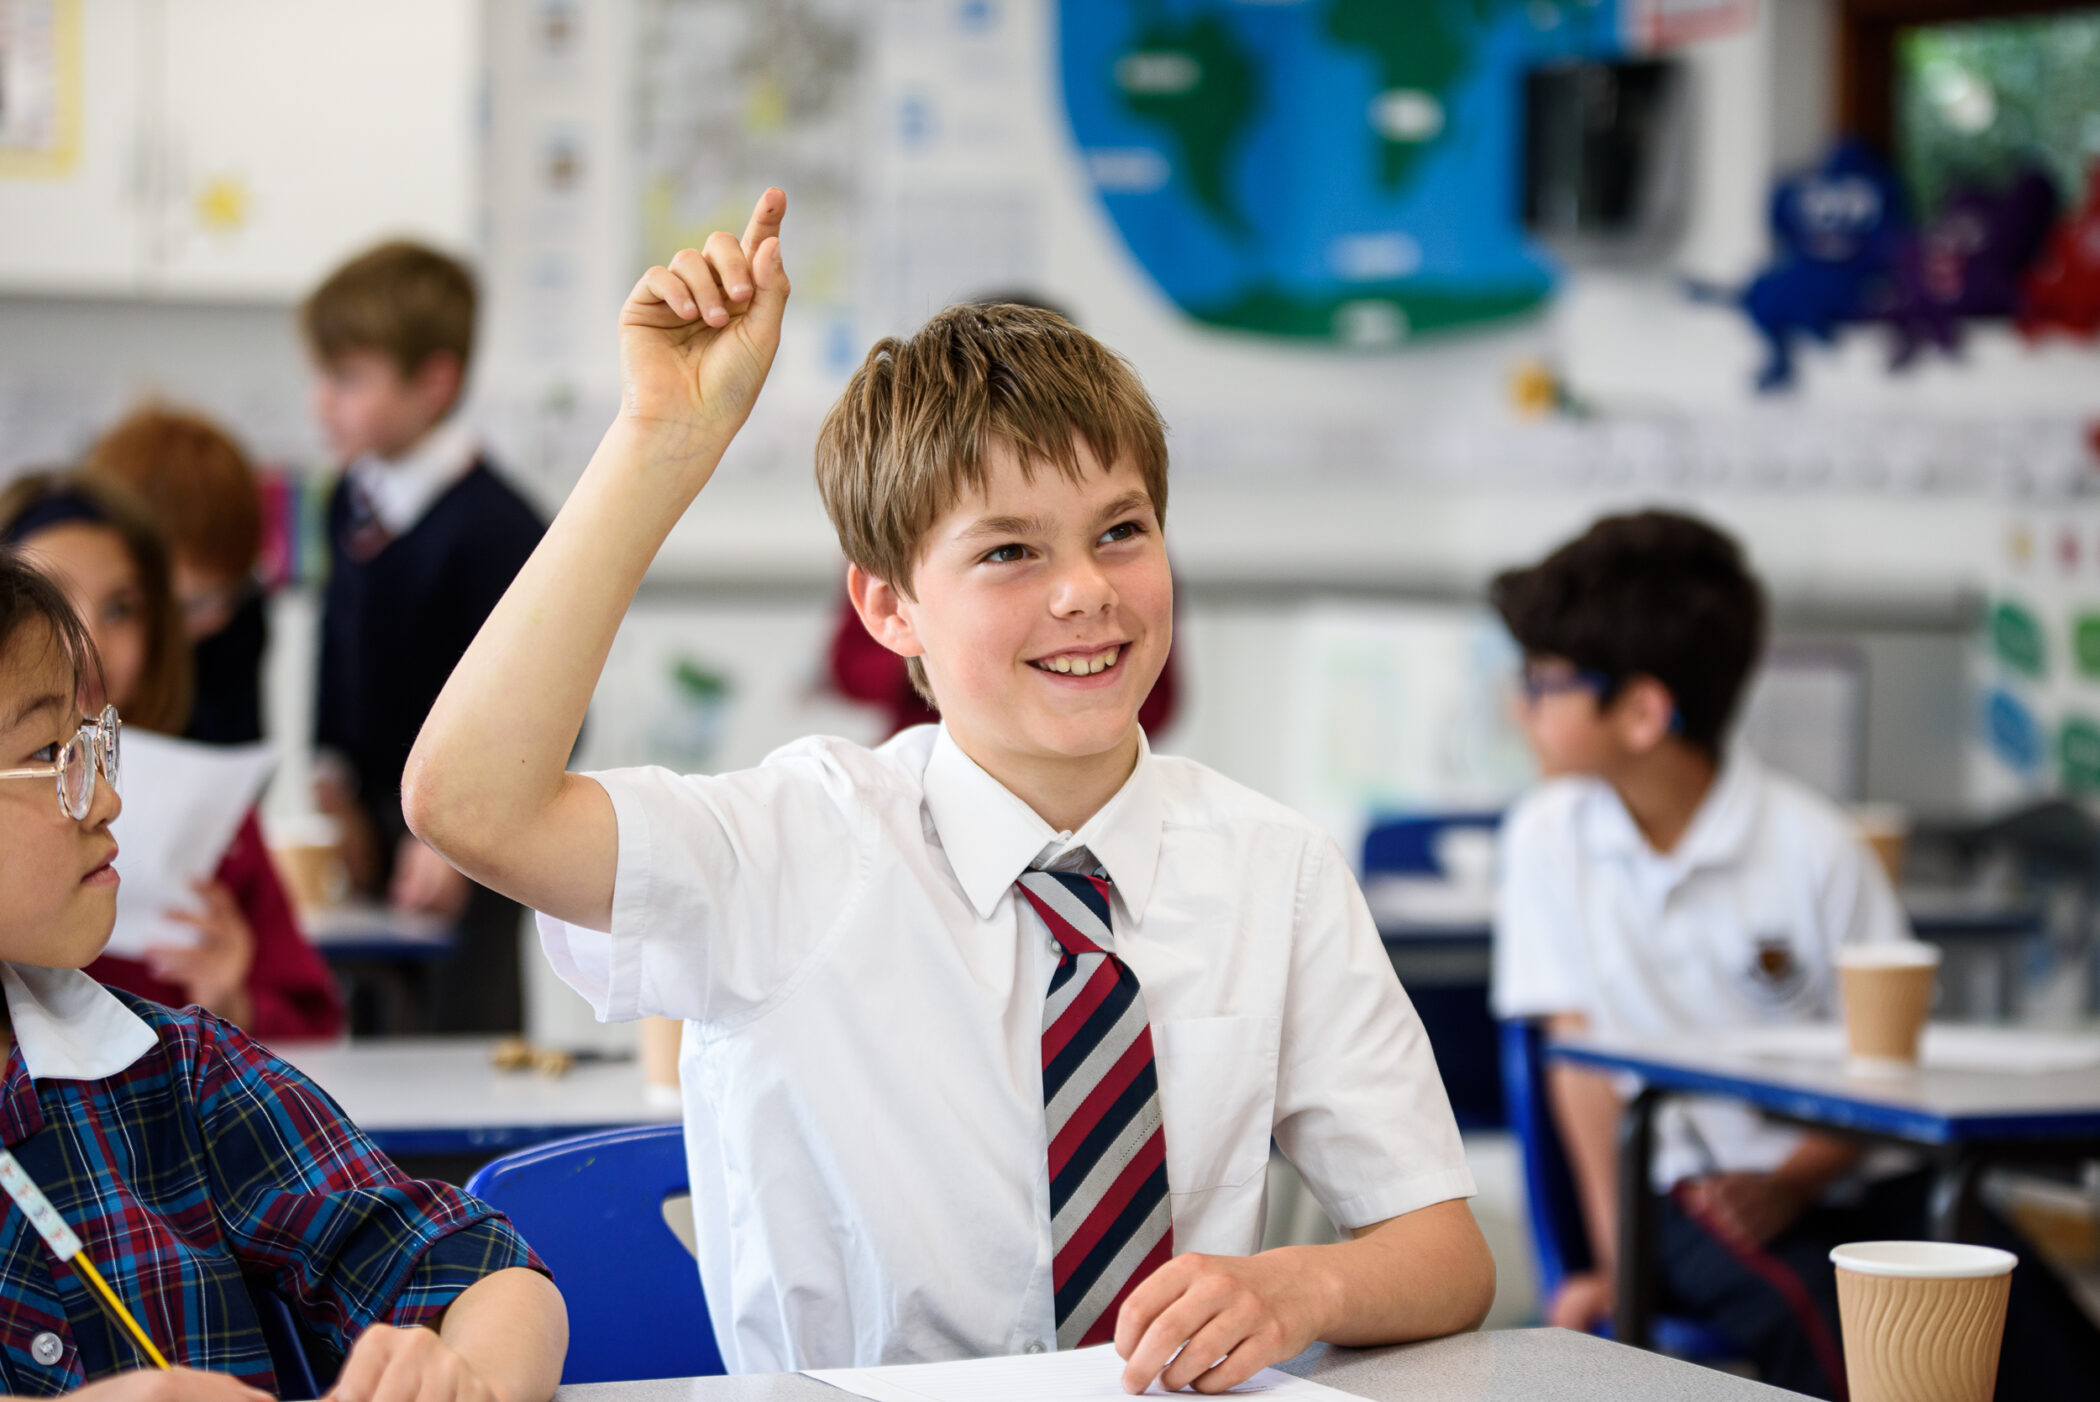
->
[0, 470, 191, 733]
[0, 546, 98, 701]
[1489, 510, 1767, 758]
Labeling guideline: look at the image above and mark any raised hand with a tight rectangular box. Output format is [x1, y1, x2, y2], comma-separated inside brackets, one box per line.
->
[619, 187, 790, 449]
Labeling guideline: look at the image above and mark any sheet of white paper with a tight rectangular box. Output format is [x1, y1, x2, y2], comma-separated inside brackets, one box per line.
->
[1724, 1023, 2100, 1074]
[106, 734, 274, 959]
[805, 1345, 1357, 1402]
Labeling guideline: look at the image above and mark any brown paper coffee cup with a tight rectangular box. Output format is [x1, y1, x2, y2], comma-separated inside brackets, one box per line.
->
[1852, 803, 1912, 883]
[1837, 943, 1939, 1073]
[1831, 1241, 2015, 1402]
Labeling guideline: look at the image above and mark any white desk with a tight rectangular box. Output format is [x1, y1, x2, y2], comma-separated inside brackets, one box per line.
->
[276, 1037, 679, 1156]
[551, 1331, 1808, 1401]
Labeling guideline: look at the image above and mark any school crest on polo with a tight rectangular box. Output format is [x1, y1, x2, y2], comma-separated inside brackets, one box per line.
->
[1745, 933, 1808, 1003]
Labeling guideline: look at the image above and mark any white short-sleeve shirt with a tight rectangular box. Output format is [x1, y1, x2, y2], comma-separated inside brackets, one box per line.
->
[1491, 750, 1908, 1189]
[536, 725, 1472, 1373]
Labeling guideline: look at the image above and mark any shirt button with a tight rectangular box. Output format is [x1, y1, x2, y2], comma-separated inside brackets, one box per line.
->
[1023, 1341, 1046, 1355]
[30, 1332, 63, 1366]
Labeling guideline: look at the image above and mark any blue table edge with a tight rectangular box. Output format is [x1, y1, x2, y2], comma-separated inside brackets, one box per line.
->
[1546, 1042, 2100, 1146]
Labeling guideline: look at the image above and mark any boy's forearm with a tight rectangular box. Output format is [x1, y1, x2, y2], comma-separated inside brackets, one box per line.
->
[1307, 1199, 1495, 1345]
[1544, 1014, 1622, 1271]
[403, 418, 727, 917]
[437, 1267, 568, 1402]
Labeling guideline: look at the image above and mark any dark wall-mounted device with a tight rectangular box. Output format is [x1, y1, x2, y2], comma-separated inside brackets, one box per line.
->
[1524, 59, 1690, 263]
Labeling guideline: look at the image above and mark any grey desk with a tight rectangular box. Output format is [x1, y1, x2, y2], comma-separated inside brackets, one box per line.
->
[551, 1331, 1807, 1401]
[275, 1037, 678, 1157]
[1550, 1030, 2100, 1351]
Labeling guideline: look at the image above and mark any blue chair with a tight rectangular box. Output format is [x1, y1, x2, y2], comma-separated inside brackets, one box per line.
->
[251, 1283, 329, 1400]
[1361, 812, 1503, 880]
[1364, 812, 1505, 1129]
[1497, 1018, 1737, 1361]
[465, 1124, 724, 1384]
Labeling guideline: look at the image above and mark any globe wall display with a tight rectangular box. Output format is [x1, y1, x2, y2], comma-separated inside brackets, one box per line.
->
[1059, 0, 1625, 346]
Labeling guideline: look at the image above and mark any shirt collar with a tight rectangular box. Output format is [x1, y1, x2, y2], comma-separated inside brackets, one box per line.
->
[348, 416, 479, 537]
[922, 725, 1162, 922]
[1578, 747, 1761, 875]
[0, 964, 159, 1082]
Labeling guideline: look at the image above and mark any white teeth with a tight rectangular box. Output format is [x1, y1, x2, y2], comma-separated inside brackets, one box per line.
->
[1035, 648, 1121, 675]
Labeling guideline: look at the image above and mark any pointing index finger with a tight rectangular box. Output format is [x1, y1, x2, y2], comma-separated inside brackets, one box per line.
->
[740, 188, 786, 260]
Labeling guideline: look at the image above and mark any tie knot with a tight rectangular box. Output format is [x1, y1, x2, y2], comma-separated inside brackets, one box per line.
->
[1016, 869, 1113, 959]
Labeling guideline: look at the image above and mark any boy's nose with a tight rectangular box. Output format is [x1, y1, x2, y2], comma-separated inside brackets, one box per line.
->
[1048, 559, 1117, 615]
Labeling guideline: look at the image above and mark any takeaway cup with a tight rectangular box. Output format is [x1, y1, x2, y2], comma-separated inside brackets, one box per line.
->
[1836, 942, 1940, 1073]
[1830, 1240, 2015, 1402]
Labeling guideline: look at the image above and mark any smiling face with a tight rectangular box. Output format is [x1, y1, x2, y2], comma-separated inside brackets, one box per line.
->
[0, 620, 121, 968]
[864, 437, 1171, 789]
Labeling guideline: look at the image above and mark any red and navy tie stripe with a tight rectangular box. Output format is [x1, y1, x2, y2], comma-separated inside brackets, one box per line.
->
[1017, 869, 1173, 1350]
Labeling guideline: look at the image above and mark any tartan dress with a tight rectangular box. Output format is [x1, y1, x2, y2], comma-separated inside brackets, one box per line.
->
[0, 990, 542, 1394]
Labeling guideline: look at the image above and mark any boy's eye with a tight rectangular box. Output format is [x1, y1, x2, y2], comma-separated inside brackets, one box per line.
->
[1099, 521, 1143, 545]
[982, 544, 1029, 565]
[30, 742, 57, 765]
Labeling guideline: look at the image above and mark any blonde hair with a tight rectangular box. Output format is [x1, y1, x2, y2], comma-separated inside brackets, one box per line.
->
[300, 239, 477, 379]
[814, 303, 1168, 705]
[86, 404, 262, 582]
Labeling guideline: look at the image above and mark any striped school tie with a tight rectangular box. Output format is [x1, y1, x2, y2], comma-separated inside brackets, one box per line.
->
[1016, 868, 1173, 1350]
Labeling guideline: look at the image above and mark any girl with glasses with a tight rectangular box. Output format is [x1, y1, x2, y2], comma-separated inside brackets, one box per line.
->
[0, 547, 565, 1398]
[0, 472, 342, 1043]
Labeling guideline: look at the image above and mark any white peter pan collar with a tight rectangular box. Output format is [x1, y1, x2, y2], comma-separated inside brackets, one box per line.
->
[347, 416, 479, 537]
[923, 724, 1162, 923]
[0, 964, 159, 1082]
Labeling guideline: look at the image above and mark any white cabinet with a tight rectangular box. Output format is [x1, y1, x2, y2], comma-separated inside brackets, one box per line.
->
[0, 0, 479, 300]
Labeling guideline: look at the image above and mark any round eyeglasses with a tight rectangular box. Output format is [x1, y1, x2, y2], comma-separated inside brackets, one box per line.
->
[0, 705, 121, 820]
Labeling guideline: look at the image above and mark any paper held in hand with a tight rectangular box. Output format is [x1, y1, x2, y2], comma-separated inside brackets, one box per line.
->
[805, 1344, 1359, 1401]
[106, 733, 274, 959]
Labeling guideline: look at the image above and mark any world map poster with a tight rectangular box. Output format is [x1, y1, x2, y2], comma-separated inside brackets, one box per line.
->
[1060, 0, 1625, 346]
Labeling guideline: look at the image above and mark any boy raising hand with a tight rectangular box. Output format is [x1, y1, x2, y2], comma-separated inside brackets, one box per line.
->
[407, 191, 1491, 1391]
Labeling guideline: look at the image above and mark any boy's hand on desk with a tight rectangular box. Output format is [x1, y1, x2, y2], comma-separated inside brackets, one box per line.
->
[618, 187, 790, 452]
[328, 1323, 496, 1402]
[1113, 1250, 1336, 1394]
[73, 1368, 271, 1402]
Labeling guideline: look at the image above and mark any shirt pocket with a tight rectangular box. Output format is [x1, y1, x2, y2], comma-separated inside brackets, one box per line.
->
[1152, 1016, 1281, 1195]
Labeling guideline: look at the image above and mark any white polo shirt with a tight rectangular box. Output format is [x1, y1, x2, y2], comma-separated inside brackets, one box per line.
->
[537, 725, 1473, 1373]
[1491, 750, 1908, 1189]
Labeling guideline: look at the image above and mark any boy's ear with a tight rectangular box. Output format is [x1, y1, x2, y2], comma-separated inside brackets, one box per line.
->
[846, 563, 924, 659]
[410, 350, 465, 417]
[1606, 674, 1679, 754]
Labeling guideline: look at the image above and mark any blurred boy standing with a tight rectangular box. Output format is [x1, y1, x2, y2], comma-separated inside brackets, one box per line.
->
[303, 241, 544, 1031]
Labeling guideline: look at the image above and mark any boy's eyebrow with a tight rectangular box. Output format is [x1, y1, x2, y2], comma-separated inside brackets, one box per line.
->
[1094, 491, 1152, 522]
[955, 513, 1052, 543]
[954, 493, 1155, 545]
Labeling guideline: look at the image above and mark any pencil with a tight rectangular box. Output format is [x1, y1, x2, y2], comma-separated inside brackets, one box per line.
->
[71, 1253, 173, 1371]
[0, 1149, 170, 1370]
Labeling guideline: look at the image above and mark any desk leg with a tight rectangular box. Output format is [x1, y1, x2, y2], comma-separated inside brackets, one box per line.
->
[1615, 1086, 1660, 1350]
[1929, 1151, 1984, 1242]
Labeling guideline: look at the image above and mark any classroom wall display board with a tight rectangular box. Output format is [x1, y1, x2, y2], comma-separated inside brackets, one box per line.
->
[1057, 0, 1628, 347]
[1971, 506, 2100, 804]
